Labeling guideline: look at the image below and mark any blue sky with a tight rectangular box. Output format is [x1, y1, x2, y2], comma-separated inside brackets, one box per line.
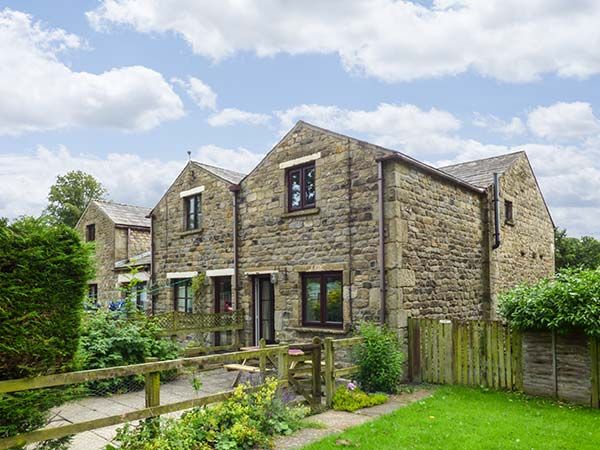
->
[1, 1, 600, 237]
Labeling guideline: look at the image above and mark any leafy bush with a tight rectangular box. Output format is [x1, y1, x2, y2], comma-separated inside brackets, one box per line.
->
[353, 322, 404, 393]
[332, 383, 388, 412]
[109, 377, 308, 450]
[0, 217, 93, 447]
[78, 310, 180, 394]
[499, 267, 600, 337]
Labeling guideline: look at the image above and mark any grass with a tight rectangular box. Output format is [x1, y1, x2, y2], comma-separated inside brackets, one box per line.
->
[303, 386, 600, 450]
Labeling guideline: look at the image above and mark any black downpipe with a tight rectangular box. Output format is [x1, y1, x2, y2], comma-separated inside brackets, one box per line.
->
[492, 172, 501, 250]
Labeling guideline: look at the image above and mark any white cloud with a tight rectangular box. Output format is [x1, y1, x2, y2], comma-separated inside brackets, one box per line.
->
[527, 102, 600, 140]
[0, 145, 262, 219]
[208, 108, 271, 127]
[173, 76, 217, 110]
[473, 114, 526, 137]
[192, 145, 263, 172]
[276, 103, 461, 151]
[0, 8, 184, 135]
[88, 0, 600, 82]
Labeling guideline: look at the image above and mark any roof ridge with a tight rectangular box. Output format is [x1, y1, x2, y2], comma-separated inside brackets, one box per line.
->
[439, 150, 524, 169]
[94, 199, 151, 210]
[192, 160, 247, 176]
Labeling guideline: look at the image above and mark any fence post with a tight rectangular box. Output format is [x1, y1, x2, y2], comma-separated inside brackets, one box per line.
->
[277, 345, 290, 386]
[259, 338, 267, 376]
[591, 336, 599, 408]
[324, 337, 335, 408]
[311, 337, 322, 411]
[144, 357, 160, 409]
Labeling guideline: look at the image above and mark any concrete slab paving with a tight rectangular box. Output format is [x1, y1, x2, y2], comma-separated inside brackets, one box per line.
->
[273, 388, 433, 450]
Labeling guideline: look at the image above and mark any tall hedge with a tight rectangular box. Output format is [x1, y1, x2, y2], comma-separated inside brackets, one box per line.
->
[499, 267, 600, 337]
[0, 217, 93, 443]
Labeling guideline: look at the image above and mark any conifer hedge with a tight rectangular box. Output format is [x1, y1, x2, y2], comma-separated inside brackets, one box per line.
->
[0, 217, 93, 445]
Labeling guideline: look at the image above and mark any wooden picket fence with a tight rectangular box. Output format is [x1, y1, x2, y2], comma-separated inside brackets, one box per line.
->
[408, 318, 523, 390]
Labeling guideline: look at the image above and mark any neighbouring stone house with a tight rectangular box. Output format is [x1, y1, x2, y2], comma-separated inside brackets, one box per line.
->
[150, 121, 554, 346]
[76, 200, 152, 308]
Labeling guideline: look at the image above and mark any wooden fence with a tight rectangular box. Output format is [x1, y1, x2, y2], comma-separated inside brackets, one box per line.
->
[0, 335, 361, 449]
[408, 318, 600, 408]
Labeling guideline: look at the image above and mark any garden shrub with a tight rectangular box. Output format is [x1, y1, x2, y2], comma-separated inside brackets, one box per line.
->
[332, 383, 388, 412]
[354, 322, 404, 393]
[499, 267, 600, 337]
[108, 377, 308, 450]
[78, 310, 181, 394]
[0, 217, 93, 447]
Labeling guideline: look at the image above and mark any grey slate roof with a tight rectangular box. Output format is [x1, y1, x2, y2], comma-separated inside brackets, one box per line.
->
[115, 250, 151, 269]
[438, 151, 524, 188]
[192, 161, 246, 184]
[94, 200, 151, 228]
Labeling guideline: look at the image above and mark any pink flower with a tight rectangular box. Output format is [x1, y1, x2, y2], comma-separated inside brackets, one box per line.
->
[347, 382, 357, 391]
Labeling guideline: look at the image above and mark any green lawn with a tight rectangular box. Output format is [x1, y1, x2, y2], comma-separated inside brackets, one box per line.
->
[303, 386, 600, 450]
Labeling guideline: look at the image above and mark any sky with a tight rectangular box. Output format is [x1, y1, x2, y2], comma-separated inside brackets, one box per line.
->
[1, 0, 600, 237]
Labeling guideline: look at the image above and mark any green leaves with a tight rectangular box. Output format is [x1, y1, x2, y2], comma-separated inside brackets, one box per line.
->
[354, 322, 404, 394]
[499, 267, 600, 337]
[44, 170, 107, 227]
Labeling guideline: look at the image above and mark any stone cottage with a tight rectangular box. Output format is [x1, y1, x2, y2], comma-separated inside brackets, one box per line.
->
[76, 200, 151, 308]
[150, 121, 554, 345]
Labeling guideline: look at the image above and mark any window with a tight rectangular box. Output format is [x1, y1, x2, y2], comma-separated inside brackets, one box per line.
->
[124, 282, 148, 311]
[88, 284, 98, 302]
[174, 278, 193, 313]
[86, 224, 96, 242]
[287, 162, 316, 211]
[302, 272, 343, 327]
[505, 200, 514, 224]
[184, 194, 202, 230]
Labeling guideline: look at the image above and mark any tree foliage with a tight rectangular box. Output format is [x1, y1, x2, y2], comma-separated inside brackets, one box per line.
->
[555, 228, 600, 271]
[499, 267, 600, 337]
[45, 171, 107, 227]
[0, 217, 94, 445]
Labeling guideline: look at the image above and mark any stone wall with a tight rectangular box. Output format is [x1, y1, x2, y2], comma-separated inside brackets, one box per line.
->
[151, 163, 236, 314]
[489, 155, 555, 314]
[384, 160, 490, 332]
[237, 124, 392, 344]
[76, 203, 119, 304]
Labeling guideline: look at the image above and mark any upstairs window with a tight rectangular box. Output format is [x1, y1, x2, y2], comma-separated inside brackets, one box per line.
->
[505, 200, 514, 224]
[287, 162, 316, 212]
[86, 224, 96, 242]
[184, 194, 202, 230]
[174, 278, 193, 313]
[302, 272, 343, 327]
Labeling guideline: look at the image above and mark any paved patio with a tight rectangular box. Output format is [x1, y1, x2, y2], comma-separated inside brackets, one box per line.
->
[46, 368, 238, 449]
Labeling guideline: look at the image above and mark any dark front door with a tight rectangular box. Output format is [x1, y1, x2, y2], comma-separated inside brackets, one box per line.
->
[253, 275, 275, 345]
[214, 276, 232, 346]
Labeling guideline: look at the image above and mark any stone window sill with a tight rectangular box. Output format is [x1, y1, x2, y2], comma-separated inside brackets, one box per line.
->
[179, 228, 203, 237]
[288, 325, 349, 335]
[281, 207, 320, 219]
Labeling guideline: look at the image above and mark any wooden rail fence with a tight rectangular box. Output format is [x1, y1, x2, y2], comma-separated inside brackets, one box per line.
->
[0, 335, 362, 449]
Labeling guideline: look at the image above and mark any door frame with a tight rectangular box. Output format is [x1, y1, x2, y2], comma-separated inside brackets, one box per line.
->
[252, 275, 276, 345]
[213, 276, 232, 346]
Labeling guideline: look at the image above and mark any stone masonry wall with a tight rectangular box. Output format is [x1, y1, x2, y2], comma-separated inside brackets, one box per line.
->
[129, 228, 151, 258]
[151, 163, 236, 314]
[488, 155, 555, 314]
[384, 161, 490, 334]
[76, 203, 119, 304]
[237, 123, 393, 344]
